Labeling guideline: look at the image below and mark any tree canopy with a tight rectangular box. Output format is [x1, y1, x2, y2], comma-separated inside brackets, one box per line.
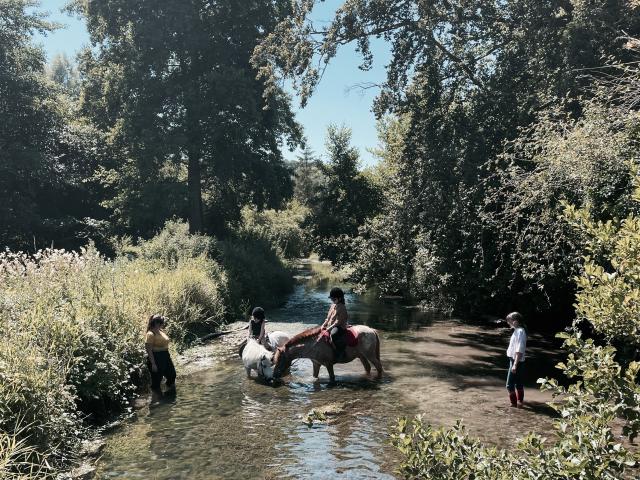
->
[75, 0, 302, 236]
[255, 0, 640, 317]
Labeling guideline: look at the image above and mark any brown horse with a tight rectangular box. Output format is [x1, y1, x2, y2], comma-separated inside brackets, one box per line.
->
[272, 325, 382, 382]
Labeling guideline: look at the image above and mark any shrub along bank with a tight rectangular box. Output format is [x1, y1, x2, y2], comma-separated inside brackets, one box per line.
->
[391, 169, 640, 479]
[0, 220, 294, 478]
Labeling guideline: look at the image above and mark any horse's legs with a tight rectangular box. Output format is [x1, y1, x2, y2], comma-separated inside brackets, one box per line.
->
[371, 357, 383, 379]
[368, 332, 383, 379]
[312, 360, 321, 379]
[245, 367, 252, 378]
[358, 355, 371, 375]
[364, 345, 383, 379]
[326, 364, 336, 383]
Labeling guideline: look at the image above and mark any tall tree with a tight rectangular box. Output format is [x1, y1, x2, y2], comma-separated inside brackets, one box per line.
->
[0, 1, 104, 250]
[48, 53, 79, 96]
[311, 125, 380, 263]
[292, 141, 324, 208]
[75, 0, 301, 236]
[0, 0, 55, 248]
[254, 0, 640, 316]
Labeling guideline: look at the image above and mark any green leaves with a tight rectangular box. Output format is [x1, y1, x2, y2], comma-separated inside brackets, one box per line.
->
[565, 175, 640, 346]
[78, 0, 302, 237]
[391, 163, 640, 479]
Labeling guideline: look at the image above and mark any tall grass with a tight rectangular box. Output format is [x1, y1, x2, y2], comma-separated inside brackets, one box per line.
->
[0, 426, 53, 479]
[0, 220, 294, 476]
[0, 228, 230, 475]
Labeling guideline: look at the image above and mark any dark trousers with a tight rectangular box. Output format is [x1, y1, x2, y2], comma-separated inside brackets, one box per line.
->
[330, 326, 347, 355]
[147, 350, 176, 391]
[506, 358, 524, 391]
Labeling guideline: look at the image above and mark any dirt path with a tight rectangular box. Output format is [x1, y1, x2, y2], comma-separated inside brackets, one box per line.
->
[382, 320, 560, 447]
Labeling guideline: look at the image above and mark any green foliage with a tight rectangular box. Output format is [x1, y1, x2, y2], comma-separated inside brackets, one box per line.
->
[392, 418, 514, 479]
[135, 219, 216, 267]
[76, 0, 301, 235]
[310, 125, 381, 264]
[541, 331, 640, 444]
[255, 0, 639, 114]
[238, 201, 311, 260]
[0, 223, 232, 475]
[393, 400, 638, 479]
[292, 143, 326, 210]
[219, 236, 294, 313]
[48, 53, 79, 97]
[564, 175, 640, 347]
[480, 103, 640, 315]
[0, 1, 108, 252]
[391, 163, 640, 480]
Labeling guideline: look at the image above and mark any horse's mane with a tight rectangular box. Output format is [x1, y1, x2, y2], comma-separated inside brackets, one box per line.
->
[284, 326, 322, 348]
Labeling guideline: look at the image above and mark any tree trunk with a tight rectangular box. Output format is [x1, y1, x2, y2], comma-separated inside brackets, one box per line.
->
[183, 48, 204, 234]
[187, 145, 203, 234]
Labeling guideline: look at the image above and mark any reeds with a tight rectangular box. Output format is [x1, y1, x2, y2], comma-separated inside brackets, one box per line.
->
[0, 220, 293, 476]
[0, 236, 228, 475]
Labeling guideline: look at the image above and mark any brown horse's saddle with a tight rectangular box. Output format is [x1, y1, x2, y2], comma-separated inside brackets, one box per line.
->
[318, 327, 359, 347]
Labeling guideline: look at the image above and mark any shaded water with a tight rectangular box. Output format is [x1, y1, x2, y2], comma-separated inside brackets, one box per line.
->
[95, 260, 558, 479]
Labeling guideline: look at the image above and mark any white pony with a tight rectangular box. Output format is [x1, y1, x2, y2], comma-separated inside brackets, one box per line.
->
[240, 331, 291, 380]
[242, 338, 274, 379]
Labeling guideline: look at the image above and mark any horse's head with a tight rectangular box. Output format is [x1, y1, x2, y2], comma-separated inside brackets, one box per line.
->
[272, 346, 291, 379]
[257, 352, 274, 380]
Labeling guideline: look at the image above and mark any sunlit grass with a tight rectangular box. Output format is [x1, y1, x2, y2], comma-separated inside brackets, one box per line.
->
[0, 240, 229, 475]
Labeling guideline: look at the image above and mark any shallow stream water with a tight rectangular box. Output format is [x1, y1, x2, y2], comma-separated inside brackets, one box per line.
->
[94, 260, 558, 479]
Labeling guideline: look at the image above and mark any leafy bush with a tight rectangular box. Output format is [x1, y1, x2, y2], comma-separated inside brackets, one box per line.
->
[219, 236, 294, 312]
[238, 201, 311, 259]
[391, 165, 640, 480]
[0, 223, 231, 475]
[135, 219, 216, 266]
[564, 182, 640, 348]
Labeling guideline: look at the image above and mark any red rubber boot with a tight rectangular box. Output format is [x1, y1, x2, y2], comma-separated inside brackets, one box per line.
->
[516, 387, 525, 408]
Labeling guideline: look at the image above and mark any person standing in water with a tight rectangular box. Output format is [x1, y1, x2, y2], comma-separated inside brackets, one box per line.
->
[321, 287, 349, 360]
[505, 311, 527, 408]
[145, 314, 176, 395]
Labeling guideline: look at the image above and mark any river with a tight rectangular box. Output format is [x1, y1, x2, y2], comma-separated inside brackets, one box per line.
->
[94, 260, 558, 479]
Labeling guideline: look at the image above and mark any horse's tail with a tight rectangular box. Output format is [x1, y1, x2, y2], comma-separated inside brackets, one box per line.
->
[238, 338, 247, 358]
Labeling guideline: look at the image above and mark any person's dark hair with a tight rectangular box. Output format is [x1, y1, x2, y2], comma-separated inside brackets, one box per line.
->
[147, 314, 165, 332]
[252, 307, 265, 321]
[506, 312, 527, 332]
[328, 287, 345, 304]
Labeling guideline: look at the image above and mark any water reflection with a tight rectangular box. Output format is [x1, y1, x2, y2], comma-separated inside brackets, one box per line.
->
[273, 260, 436, 333]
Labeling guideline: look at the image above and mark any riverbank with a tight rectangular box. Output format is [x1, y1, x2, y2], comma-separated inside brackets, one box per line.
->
[0, 222, 295, 479]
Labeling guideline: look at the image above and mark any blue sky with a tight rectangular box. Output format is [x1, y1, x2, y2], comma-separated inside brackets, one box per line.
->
[35, 1, 390, 166]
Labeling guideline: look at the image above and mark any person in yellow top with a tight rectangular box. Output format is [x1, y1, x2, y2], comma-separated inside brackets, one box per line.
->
[145, 314, 176, 394]
[321, 287, 349, 360]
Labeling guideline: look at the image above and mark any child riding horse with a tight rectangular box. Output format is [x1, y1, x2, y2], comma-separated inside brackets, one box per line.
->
[321, 287, 349, 360]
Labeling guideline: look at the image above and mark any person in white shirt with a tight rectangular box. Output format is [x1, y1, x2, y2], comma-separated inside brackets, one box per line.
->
[505, 311, 527, 407]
